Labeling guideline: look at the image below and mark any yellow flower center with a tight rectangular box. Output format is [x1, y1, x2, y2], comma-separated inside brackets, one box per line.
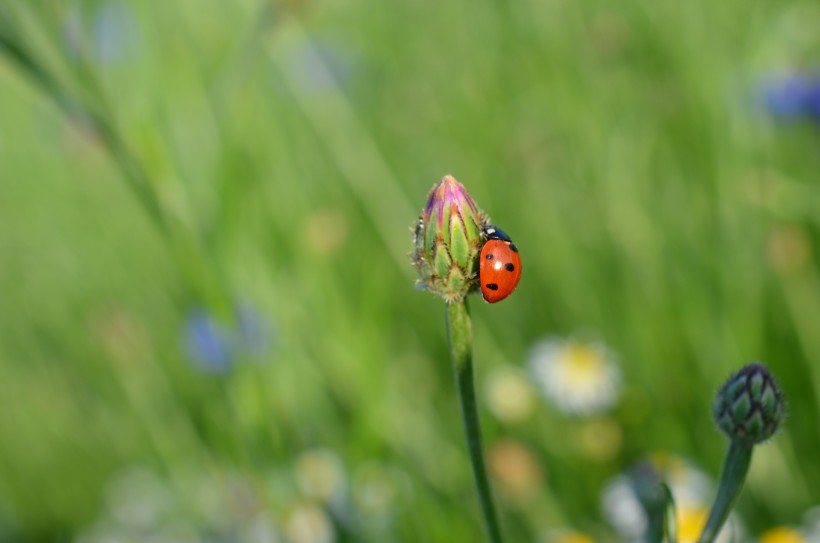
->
[560, 343, 606, 390]
[677, 504, 708, 543]
[760, 527, 806, 543]
[552, 532, 595, 543]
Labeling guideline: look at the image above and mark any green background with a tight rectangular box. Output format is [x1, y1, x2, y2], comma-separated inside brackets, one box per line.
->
[1, 0, 819, 541]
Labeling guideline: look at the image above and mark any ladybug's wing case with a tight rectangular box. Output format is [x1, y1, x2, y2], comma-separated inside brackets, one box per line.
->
[479, 240, 522, 303]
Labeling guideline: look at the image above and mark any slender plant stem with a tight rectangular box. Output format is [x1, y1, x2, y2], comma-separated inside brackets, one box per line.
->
[0, 24, 170, 237]
[645, 501, 665, 543]
[446, 298, 503, 543]
[697, 440, 753, 543]
[662, 483, 678, 543]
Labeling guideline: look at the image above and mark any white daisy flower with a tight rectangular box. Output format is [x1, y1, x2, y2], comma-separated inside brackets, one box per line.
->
[528, 336, 621, 415]
[805, 505, 820, 543]
[600, 475, 647, 542]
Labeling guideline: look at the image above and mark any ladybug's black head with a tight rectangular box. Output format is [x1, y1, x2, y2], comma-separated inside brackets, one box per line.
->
[484, 225, 513, 243]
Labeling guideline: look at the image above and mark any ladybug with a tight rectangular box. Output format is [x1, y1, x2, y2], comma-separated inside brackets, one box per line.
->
[479, 225, 522, 303]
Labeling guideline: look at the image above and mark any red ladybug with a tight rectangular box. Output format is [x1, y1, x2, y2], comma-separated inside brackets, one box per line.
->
[479, 225, 522, 303]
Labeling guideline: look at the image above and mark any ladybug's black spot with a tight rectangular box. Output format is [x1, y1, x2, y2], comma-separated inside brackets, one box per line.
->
[505, 263, 515, 272]
[509, 243, 519, 253]
[485, 283, 499, 291]
[485, 253, 494, 260]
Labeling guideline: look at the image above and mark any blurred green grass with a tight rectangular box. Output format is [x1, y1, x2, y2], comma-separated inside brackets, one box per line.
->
[1, 0, 820, 541]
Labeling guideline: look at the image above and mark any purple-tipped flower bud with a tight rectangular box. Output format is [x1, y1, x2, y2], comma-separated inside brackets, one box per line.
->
[411, 175, 488, 303]
[713, 363, 785, 445]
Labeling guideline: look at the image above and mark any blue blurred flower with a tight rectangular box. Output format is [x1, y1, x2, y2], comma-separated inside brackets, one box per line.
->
[93, 1, 141, 64]
[183, 303, 272, 374]
[762, 74, 820, 122]
[61, 1, 141, 65]
[185, 309, 235, 374]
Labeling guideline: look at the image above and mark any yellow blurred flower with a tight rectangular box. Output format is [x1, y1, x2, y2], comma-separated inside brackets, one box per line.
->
[303, 208, 348, 257]
[484, 365, 537, 423]
[488, 439, 544, 507]
[294, 449, 346, 504]
[767, 225, 811, 275]
[677, 503, 709, 543]
[283, 501, 335, 543]
[759, 527, 806, 543]
[542, 529, 595, 543]
[576, 418, 623, 461]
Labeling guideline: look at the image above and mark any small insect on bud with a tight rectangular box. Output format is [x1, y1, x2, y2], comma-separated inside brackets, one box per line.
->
[713, 363, 786, 445]
[410, 175, 488, 303]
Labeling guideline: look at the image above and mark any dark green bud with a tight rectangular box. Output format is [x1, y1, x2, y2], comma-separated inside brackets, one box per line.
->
[713, 363, 785, 445]
[411, 175, 488, 303]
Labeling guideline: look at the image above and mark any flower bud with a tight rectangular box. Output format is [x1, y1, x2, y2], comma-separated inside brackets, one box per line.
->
[411, 175, 487, 303]
[627, 458, 666, 512]
[713, 363, 785, 445]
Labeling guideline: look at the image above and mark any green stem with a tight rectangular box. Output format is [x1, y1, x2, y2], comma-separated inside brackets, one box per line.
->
[697, 440, 753, 543]
[662, 483, 678, 543]
[446, 299, 503, 543]
[645, 502, 665, 543]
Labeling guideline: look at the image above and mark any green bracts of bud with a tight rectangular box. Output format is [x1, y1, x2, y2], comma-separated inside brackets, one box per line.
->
[411, 175, 487, 303]
[713, 363, 785, 445]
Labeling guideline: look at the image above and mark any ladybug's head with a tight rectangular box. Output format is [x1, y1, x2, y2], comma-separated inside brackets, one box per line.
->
[483, 224, 513, 243]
